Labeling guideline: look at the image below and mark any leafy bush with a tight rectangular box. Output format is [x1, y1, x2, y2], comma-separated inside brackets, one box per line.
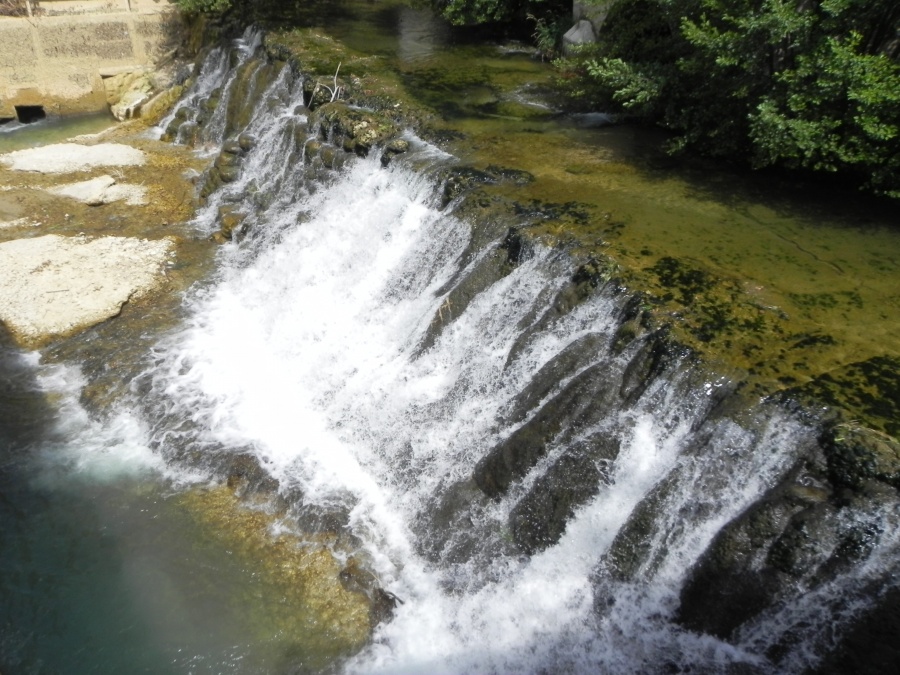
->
[172, 0, 233, 14]
[432, 0, 570, 27]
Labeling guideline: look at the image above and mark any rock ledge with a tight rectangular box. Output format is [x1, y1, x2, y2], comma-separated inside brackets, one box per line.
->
[0, 234, 173, 345]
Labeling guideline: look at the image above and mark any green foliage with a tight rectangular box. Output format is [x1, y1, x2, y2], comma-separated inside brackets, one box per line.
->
[555, 0, 900, 196]
[432, 0, 570, 27]
[528, 11, 568, 59]
[437, 0, 522, 24]
[751, 31, 900, 195]
[584, 57, 665, 115]
[173, 0, 233, 14]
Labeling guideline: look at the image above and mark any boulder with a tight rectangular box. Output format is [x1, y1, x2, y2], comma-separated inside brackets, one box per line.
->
[311, 102, 400, 157]
[562, 19, 597, 55]
[103, 71, 155, 121]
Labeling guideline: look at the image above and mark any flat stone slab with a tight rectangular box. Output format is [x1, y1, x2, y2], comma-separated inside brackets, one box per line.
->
[0, 234, 173, 344]
[47, 175, 149, 206]
[0, 143, 146, 173]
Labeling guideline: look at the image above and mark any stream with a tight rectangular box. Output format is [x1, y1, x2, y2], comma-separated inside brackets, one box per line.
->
[1, 2, 899, 674]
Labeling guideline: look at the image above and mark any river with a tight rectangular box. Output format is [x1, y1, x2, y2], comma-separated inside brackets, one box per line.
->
[1, 2, 898, 673]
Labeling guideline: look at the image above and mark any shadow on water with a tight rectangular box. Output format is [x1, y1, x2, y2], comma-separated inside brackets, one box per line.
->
[1, 325, 368, 674]
[0, 321, 173, 674]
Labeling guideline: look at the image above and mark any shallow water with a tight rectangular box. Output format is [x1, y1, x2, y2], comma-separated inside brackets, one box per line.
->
[0, 113, 116, 153]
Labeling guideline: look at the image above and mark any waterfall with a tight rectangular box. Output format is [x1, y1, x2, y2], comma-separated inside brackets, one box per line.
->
[138, 31, 900, 674]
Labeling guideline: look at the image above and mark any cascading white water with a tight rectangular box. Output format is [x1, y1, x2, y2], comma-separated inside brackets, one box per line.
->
[135, 32, 900, 675]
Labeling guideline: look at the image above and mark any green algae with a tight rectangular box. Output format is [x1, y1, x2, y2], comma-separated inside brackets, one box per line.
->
[260, 0, 897, 446]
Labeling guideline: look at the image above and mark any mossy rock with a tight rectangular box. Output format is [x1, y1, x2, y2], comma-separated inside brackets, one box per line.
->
[310, 101, 400, 157]
[821, 423, 900, 489]
[781, 356, 900, 439]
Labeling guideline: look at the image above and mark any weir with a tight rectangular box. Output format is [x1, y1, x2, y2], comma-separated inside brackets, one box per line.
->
[128, 26, 899, 674]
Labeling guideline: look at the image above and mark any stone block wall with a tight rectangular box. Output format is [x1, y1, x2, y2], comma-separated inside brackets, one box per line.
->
[0, 0, 182, 119]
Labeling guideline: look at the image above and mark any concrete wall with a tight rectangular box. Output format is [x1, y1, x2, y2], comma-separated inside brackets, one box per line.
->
[573, 1, 619, 33]
[0, 0, 183, 118]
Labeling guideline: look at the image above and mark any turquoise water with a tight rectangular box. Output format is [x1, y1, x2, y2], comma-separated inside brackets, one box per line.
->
[0, 113, 116, 154]
[0, 347, 240, 674]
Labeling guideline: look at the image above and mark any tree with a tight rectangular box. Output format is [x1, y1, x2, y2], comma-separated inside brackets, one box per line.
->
[430, 0, 570, 26]
[558, 0, 900, 196]
[172, 0, 233, 14]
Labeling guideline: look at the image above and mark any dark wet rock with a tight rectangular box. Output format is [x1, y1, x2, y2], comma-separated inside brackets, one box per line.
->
[218, 165, 240, 183]
[417, 479, 497, 564]
[608, 293, 654, 355]
[417, 249, 509, 354]
[178, 121, 201, 148]
[161, 105, 193, 142]
[195, 89, 221, 129]
[292, 122, 309, 151]
[499, 227, 529, 266]
[225, 60, 281, 139]
[339, 556, 402, 627]
[619, 330, 683, 404]
[502, 265, 619, 369]
[303, 139, 322, 163]
[474, 362, 616, 498]
[599, 474, 680, 589]
[436, 166, 533, 209]
[225, 453, 280, 496]
[371, 587, 403, 626]
[821, 422, 900, 489]
[318, 144, 347, 170]
[676, 454, 897, 641]
[503, 333, 606, 426]
[310, 102, 400, 157]
[221, 139, 244, 156]
[237, 133, 255, 152]
[214, 150, 241, 167]
[380, 138, 410, 167]
[812, 585, 900, 675]
[215, 205, 246, 242]
[438, 167, 497, 208]
[510, 434, 620, 554]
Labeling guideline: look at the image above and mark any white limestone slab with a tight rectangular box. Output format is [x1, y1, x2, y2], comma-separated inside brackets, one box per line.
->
[0, 234, 172, 344]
